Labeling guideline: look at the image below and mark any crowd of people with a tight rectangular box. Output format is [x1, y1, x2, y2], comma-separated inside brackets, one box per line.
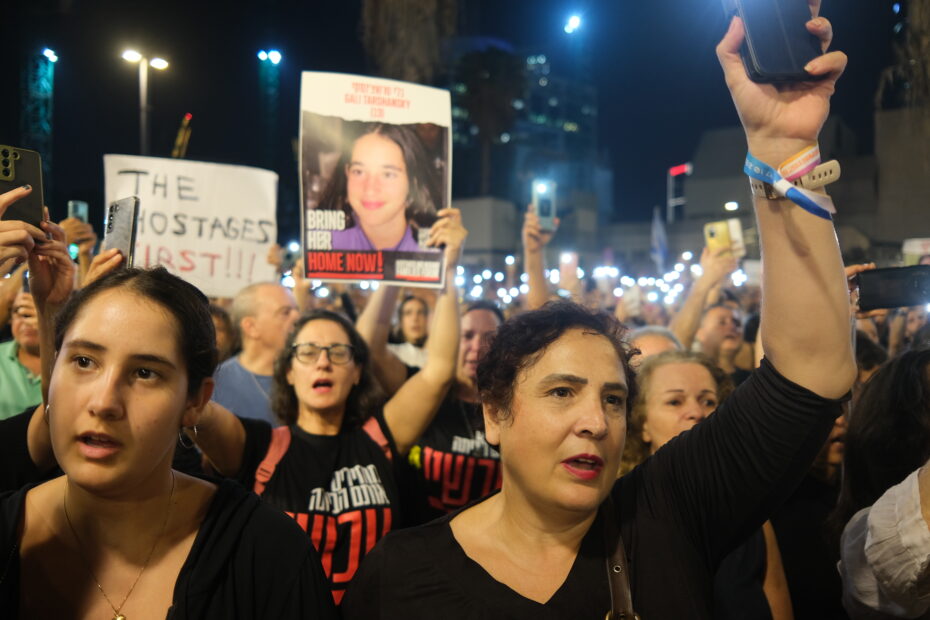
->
[0, 5, 928, 619]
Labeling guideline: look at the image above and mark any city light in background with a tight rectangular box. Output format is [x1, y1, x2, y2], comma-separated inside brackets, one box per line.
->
[564, 14, 582, 34]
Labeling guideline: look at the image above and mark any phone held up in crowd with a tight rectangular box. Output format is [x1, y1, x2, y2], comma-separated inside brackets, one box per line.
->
[721, 0, 827, 83]
[532, 179, 557, 233]
[0, 145, 45, 228]
[101, 196, 140, 268]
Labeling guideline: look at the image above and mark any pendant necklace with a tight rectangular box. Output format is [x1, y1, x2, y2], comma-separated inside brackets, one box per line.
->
[63, 471, 175, 620]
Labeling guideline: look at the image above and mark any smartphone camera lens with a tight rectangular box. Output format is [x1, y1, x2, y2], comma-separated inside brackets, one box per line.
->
[11, 151, 20, 160]
[0, 149, 8, 158]
[1, 169, 9, 178]
[1, 159, 8, 167]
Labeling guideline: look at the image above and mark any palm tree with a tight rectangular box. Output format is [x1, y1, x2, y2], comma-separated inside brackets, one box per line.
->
[456, 48, 525, 194]
[362, 0, 457, 84]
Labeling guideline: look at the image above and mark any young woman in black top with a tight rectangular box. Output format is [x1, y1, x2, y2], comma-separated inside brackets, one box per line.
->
[194, 208, 465, 604]
[0, 194, 337, 619]
[343, 6, 856, 618]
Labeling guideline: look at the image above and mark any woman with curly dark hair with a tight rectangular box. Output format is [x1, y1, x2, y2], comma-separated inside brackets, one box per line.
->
[194, 211, 466, 604]
[343, 6, 855, 616]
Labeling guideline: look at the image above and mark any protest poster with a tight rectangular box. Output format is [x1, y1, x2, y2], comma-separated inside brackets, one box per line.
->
[103, 155, 278, 298]
[299, 72, 451, 287]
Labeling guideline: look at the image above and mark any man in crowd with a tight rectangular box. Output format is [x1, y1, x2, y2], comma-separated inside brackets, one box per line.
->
[0, 291, 42, 419]
[212, 282, 299, 424]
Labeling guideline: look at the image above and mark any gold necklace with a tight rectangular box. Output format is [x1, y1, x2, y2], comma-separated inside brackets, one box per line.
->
[63, 471, 175, 620]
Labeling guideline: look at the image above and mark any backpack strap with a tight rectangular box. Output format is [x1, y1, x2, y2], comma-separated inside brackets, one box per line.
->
[253, 426, 292, 496]
[361, 416, 392, 462]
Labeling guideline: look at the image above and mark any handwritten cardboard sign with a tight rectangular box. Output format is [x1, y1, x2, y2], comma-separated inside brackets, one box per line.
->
[103, 155, 278, 298]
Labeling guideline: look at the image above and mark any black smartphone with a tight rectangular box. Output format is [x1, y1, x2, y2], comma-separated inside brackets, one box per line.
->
[723, 0, 826, 83]
[857, 266, 930, 312]
[101, 196, 140, 267]
[532, 180, 557, 232]
[0, 145, 45, 227]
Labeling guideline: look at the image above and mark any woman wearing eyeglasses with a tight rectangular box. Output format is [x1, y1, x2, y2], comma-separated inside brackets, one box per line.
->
[194, 208, 465, 605]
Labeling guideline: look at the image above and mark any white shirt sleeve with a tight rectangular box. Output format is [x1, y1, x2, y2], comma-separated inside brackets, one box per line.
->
[839, 467, 930, 619]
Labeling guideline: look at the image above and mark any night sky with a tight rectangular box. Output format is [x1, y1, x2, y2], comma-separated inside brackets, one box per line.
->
[1, 0, 895, 234]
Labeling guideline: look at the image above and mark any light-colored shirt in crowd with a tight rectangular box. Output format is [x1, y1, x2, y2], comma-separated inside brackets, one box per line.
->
[839, 466, 930, 619]
[0, 339, 41, 420]
[212, 356, 277, 426]
[386, 342, 428, 369]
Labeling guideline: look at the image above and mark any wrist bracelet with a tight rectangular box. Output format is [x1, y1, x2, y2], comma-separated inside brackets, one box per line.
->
[744, 146, 836, 220]
[749, 159, 841, 200]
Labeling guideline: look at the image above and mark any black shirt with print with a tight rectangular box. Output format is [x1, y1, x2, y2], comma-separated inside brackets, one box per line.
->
[406, 393, 502, 524]
[237, 413, 400, 605]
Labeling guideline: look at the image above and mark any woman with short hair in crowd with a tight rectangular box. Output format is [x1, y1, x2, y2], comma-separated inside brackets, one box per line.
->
[343, 5, 855, 617]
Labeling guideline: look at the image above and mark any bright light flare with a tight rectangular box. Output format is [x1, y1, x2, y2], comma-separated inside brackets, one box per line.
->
[149, 57, 169, 70]
[287, 241, 300, 253]
[268, 50, 282, 65]
[724, 201, 739, 212]
[564, 15, 582, 33]
[257, 50, 268, 61]
[681, 251, 693, 261]
[43, 48, 58, 63]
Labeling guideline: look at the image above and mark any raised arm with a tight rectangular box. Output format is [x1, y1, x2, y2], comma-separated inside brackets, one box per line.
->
[718, 7, 855, 397]
[522, 205, 558, 311]
[669, 247, 738, 350]
[383, 208, 464, 454]
[354, 282, 407, 396]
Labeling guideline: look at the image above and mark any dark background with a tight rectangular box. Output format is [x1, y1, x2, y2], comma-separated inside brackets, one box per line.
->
[0, 0, 895, 237]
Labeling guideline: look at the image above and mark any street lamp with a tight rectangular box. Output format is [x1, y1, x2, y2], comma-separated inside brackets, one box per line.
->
[122, 49, 169, 156]
[564, 15, 582, 34]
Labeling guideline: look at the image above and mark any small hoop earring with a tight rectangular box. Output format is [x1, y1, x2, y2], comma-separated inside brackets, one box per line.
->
[44, 404, 50, 424]
[178, 425, 198, 449]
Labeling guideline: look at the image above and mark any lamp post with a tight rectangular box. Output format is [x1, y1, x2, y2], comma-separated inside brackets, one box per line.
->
[122, 50, 168, 156]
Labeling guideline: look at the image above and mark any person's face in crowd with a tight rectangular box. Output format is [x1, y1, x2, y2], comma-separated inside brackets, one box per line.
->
[816, 413, 847, 473]
[629, 333, 679, 368]
[345, 132, 410, 233]
[48, 289, 205, 496]
[458, 309, 501, 382]
[287, 319, 361, 417]
[11, 291, 40, 356]
[485, 328, 628, 514]
[400, 298, 428, 344]
[696, 306, 741, 353]
[212, 315, 233, 359]
[642, 362, 718, 453]
[905, 306, 928, 339]
[247, 285, 299, 353]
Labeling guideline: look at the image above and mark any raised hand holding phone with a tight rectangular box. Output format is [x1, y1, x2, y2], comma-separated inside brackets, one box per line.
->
[0, 187, 47, 276]
[717, 2, 846, 165]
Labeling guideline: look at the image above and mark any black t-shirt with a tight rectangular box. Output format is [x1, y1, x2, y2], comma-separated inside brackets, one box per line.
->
[406, 393, 502, 524]
[342, 359, 846, 619]
[0, 408, 57, 493]
[0, 478, 338, 619]
[238, 413, 400, 605]
[771, 473, 848, 619]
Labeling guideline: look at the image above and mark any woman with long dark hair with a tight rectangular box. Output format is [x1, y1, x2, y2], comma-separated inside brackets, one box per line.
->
[194, 209, 465, 604]
[317, 123, 441, 252]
